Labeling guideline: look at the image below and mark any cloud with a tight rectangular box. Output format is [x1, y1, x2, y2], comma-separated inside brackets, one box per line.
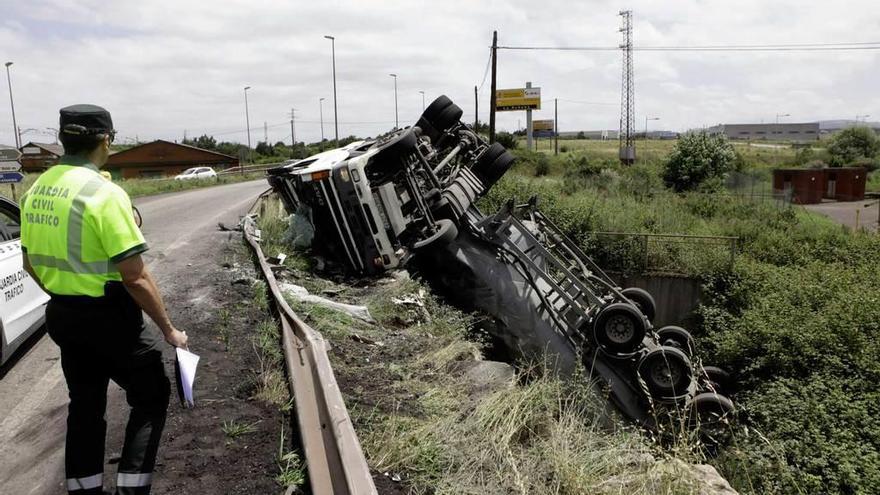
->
[0, 0, 877, 146]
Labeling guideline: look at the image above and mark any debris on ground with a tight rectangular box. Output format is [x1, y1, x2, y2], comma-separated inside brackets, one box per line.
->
[279, 282, 375, 323]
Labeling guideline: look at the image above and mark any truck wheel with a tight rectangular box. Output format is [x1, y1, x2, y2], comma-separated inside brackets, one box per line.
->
[413, 219, 458, 251]
[656, 326, 695, 356]
[690, 392, 735, 447]
[592, 302, 647, 354]
[371, 129, 419, 176]
[474, 143, 515, 189]
[637, 346, 693, 400]
[621, 287, 656, 323]
[417, 95, 463, 143]
[701, 366, 732, 393]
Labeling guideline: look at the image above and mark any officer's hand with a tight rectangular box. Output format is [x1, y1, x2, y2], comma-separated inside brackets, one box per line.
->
[166, 328, 189, 349]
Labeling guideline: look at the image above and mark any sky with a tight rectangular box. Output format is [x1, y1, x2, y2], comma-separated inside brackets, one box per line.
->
[0, 0, 878, 147]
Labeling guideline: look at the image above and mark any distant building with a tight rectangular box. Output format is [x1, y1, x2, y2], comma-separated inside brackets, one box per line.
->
[104, 140, 239, 179]
[19, 142, 64, 172]
[716, 123, 820, 142]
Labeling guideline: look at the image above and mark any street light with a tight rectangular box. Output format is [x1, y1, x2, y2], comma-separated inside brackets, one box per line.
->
[775, 113, 790, 124]
[419, 90, 425, 112]
[243, 86, 252, 162]
[324, 35, 339, 143]
[389, 74, 398, 129]
[644, 116, 659, 140]
[5, 62, 19, 148]
[319, 97, 326, 147]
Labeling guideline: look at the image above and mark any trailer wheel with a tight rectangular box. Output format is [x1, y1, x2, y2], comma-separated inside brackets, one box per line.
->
[593, 302, 647, 354]
[621, 287, 656, 323]
[656, 326, 695, 356]
[690, 392, 736, 447]
[637, 346, 693, 400]
[413, 219, 458, 251]
[473, 143, 515, 189]
[417, 95, 463, 142]
[701, 366, 732, 393]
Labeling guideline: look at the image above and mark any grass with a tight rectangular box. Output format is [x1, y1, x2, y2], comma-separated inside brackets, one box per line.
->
[221, 419, 260, 441]
[275, 422, 306, 488]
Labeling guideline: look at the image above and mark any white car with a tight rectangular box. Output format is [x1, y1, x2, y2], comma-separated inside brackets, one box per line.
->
[174, 167, 217, 180]
[0, 196, 50, 366]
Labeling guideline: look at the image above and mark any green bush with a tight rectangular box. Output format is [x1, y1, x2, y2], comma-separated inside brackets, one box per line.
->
[662, 132, 737, 192]
[559, 144, 569, 153]
[495, 132, 519, 150]
[827, 127, 880, 166]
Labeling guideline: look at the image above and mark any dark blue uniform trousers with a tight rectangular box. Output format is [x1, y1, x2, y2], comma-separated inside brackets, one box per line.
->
[47, 283, 169, 495]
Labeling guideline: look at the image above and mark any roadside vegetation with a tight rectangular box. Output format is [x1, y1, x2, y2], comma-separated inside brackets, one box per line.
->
[483, 134, 880, 494]
[256, 197, 717, 495]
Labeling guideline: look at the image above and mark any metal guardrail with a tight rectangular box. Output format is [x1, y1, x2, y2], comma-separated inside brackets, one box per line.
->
[584, 231, 739, 274]
[243, 194, 377, 495]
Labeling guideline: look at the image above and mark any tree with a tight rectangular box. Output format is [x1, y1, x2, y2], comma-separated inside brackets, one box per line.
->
[827, 127, 880, 166]
[183, 134, 217, 151]
[495, 132, 518, 150]
[662, 131, 736, 192]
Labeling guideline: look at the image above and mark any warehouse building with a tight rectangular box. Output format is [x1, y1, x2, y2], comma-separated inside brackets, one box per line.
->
[718, 123, 820, 142]
[104, 140, 239, 179]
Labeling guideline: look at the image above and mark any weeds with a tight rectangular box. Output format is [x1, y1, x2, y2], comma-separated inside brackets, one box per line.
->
[275, 421, 306, 488]
[221, 419, 260, 441]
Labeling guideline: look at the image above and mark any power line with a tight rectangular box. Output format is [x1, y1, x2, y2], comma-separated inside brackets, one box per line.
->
[477, 47, 493, 91]
[497, 41, 880, 52]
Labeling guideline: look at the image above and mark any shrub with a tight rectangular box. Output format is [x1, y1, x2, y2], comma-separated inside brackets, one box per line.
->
[827, 127, 880, 166]
[850, 156, 880, 172]
[534, 154, 550, 176]
[495, 132, 519, 149]
[560, 144, 569, 153]
[662, 132, 737, 192]
[577, 131, 585, 139]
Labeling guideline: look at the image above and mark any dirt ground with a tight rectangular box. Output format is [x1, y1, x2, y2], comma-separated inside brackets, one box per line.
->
[152, 235, 286, 494]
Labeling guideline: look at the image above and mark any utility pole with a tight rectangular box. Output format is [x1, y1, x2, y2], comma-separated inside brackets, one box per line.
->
[554, 98, 558, 155]
[243, 86, 252, 162]
[264, 121, 268, 143]
[618, 10, 635, 164]
[389, 73, 398, 129]
[5, 61, 19, 201]
[525, 81, 534, 151]
[489, 30, 498, 143]
[324, 35, 339, 143]
[289, 108, 296, 146]
[319, 97, 326, 148]
[474, 85, 478, 130]
[419, 90, 425, 112]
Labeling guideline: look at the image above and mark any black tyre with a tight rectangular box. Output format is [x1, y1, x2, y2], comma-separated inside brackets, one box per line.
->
[473, 143, 515, 189]
[592, 302, 648, 354]
[656, 326, 695, 356]
[637, 346, 693, 400]
[371, 129, 419, 176]
[701, 366, 732, 393]
[413, 219, 458, 251]
[621, 287, 656, 323]
[689, 392, 736, 447]
[417, 95, 463, 143]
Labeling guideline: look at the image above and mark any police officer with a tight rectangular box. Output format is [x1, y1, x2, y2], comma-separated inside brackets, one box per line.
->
[20, 104, 188, 495]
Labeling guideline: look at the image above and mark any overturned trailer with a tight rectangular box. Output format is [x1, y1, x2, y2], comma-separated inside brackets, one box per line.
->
[266, 96, 735, 439]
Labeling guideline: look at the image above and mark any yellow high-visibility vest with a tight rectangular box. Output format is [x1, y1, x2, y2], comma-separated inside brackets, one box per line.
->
[20, 155, 147, 297]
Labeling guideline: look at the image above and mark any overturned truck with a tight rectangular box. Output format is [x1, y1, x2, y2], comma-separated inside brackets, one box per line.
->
[267, 96, 735, 440]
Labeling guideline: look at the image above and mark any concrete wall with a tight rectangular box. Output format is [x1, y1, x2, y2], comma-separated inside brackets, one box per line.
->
[611, 273, 703, 328]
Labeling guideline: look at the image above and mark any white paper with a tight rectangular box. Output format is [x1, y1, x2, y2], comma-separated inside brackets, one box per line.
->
[175, 348, 200, 407]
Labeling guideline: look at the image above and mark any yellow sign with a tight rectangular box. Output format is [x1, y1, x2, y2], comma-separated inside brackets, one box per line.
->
[496, 87, 541, 111]
[533, 119, 554, 131]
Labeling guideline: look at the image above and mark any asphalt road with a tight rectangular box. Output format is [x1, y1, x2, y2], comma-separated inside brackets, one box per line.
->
[0, 179, 269, 495]
[804, 199, 880, 232]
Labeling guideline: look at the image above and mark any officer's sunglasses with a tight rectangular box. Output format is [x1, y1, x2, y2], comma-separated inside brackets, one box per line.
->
[105, 130, 117, 143]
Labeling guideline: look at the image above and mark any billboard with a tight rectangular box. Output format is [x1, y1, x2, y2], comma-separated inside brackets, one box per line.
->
[496, 87, 541, 111]
[533, 119, 554, 131]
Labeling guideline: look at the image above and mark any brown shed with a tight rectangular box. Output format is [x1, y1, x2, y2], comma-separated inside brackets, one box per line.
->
[822, 167, 866, 201]
[105, 140, 239, 179]
[773, 168, 825, 204]
[19, 142, 64, 172]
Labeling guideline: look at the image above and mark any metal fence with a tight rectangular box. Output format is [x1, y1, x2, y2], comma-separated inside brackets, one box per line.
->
[582, 231, 739, 275]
